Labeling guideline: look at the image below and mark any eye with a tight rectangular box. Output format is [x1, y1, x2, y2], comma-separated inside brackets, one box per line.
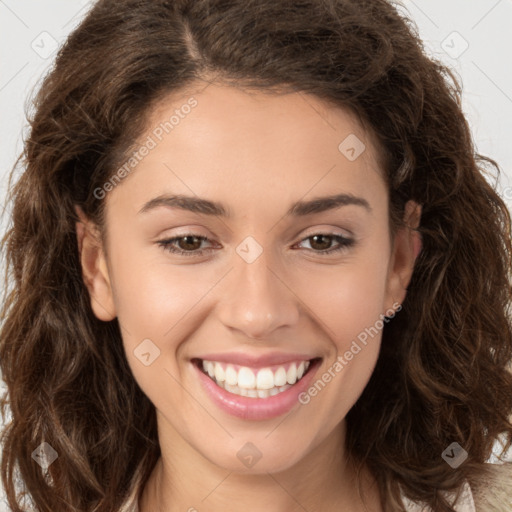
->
[157, 234, 215, 257]
[157, 232, 355, 258]
[295, 233, 355, 255]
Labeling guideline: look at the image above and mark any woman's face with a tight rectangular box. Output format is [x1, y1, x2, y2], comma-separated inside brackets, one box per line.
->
[78, 82, 420, 473]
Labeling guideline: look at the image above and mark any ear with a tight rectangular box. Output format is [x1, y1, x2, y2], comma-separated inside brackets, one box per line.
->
[384, 200, 422, 312]
[75, 205, 117, 321]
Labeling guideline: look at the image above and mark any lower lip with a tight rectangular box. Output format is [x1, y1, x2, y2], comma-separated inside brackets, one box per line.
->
[193, 358, 322, 421]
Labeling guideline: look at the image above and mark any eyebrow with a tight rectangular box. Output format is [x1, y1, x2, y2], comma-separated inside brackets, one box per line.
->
[138, 192, 372, 217]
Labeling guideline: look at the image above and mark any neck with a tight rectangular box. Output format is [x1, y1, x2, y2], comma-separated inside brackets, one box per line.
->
[139, 418, 381, 512]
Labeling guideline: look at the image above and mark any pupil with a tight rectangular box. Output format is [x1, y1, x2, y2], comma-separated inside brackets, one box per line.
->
[177, 235, 334, 252]
[312, 235, 331, 250]
[181, 236, 200, 250]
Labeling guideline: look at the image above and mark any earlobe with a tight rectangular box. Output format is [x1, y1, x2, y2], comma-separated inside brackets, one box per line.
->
[384, 200, 422, 310]
[74, 206, 117, 321]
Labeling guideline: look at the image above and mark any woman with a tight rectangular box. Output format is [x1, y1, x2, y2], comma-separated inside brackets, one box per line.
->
[1, 0, 511, 511]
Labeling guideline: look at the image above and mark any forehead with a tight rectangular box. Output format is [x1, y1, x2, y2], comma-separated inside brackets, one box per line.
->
[147, 81, 373, 156]
[107, 81, 387, 216]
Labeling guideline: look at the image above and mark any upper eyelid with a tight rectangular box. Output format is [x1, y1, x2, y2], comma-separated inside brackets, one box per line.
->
[296, 226, 354, 239]
[158, 231, 353, 249]
[158, 224, 354, 241]
[159, 230, 352, 242]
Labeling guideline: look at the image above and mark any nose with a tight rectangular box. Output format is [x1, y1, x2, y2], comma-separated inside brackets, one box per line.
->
[216, 247, 300, 340]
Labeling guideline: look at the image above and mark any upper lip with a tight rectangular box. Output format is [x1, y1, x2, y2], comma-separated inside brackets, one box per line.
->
[193, 351, 318, 367]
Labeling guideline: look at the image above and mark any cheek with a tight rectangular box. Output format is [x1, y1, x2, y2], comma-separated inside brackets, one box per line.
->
[106, 240, 219, 359]
[297, 253, 389, 430]
[301, 247, 390, 348]
[107, 221, 390, 357]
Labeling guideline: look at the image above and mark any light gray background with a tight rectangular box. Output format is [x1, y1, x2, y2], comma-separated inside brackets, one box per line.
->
[1, 0, 512, 509]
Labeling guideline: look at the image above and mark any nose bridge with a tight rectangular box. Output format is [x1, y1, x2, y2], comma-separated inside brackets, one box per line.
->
[217, 237, 300, 339]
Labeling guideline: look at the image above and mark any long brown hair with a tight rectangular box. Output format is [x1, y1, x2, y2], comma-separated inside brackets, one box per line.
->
[1, 1, 511, 511]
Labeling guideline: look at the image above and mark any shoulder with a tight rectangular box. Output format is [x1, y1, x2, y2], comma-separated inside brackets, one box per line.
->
[119, 462, 512, 512]
[400, 478, 475, 512]
[469, 461, 512, 512]
[400, 461, 512, 512]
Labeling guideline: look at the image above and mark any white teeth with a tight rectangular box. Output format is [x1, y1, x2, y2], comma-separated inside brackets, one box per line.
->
[214, 364, 225, 382]
[297, 361, 305, 380]
[256, 368, 274, 389]
[274, 367, 287, 387]
[213, 381, 292, 398]
[200, 359, 313, 397]
[238, 367, 256, 389]
[225, 365, 238, 386]
[286, 363, 297, 384]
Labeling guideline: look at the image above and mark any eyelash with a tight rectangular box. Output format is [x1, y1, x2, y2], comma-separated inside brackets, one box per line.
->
[157, 233, 355, 257]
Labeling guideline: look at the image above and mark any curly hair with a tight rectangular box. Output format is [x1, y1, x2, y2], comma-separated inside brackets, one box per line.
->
[1, 0, 511, 511]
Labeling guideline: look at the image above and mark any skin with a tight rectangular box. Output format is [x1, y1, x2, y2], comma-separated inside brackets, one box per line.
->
[76, 81, 421, 512]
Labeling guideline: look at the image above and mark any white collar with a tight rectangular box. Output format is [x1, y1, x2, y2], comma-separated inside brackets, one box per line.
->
[399, 479, 476, 512]
[123, 479, 476, 512]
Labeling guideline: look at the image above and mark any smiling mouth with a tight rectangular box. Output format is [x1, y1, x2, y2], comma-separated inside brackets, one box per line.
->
[193, 357, 320, 399]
